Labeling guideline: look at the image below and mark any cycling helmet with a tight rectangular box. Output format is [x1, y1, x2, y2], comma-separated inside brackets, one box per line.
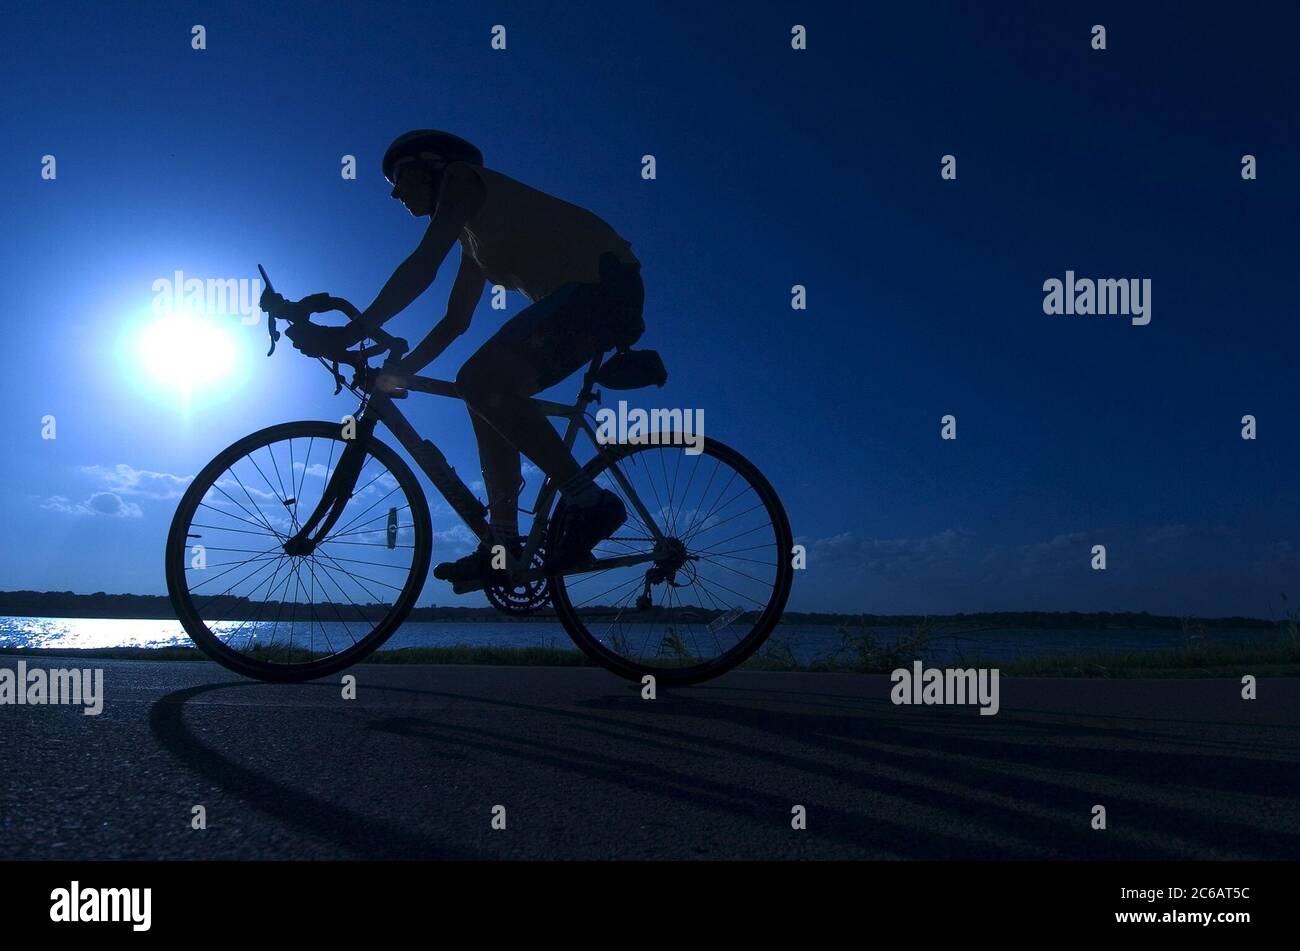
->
[382, 130, 483, 184]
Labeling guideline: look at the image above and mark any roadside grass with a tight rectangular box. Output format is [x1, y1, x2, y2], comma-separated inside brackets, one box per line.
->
[751, 614, 1300, 678]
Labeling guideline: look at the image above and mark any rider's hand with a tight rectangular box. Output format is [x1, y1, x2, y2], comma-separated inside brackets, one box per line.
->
[259, 288, 295, 319]
[261, 290, 333, 322]
[285, 321, 361, 358]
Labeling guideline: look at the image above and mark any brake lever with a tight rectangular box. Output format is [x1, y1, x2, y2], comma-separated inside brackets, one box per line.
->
[259, 265, 324, 357]
[260, 264, 283, 356]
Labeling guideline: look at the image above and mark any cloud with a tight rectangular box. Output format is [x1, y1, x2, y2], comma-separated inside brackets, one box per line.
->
[214, 477, 278, 501]
[1010, 531, 1092, 577]
[81, 463, 192, 499]
[291, 462, 331, 479]
[803, 528, 978, 575]
[42, 492, 143, 518]
[434, 524, 479, 553]
[38, 462, 192, 519]
[791, 520, 1300, 616]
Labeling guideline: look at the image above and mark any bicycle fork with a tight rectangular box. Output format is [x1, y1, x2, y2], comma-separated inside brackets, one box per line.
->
[282, 417, 377, 557]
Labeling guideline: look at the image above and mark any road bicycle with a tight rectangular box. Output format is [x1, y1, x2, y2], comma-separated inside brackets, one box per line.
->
[165, 267, 793, 685]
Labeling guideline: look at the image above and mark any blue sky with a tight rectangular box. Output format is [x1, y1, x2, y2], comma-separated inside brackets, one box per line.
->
[1, 0, 1297, 616]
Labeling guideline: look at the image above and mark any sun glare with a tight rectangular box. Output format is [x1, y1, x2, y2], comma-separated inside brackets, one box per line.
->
[137, 311, 238, 390]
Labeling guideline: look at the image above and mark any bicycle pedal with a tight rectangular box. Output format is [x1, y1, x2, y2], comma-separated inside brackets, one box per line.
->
[450, 568, 512, 596]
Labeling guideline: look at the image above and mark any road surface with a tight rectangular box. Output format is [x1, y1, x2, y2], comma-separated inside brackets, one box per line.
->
[2, 658, 1297, 859]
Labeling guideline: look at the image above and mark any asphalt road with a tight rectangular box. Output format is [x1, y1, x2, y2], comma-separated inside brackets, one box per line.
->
[2, 658, 1298, 859]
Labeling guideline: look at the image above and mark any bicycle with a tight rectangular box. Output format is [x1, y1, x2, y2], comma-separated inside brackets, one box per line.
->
[165, 266, 794, 685]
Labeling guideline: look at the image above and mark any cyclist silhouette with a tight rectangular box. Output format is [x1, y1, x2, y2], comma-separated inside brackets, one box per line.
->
[281, 130, 643, 589]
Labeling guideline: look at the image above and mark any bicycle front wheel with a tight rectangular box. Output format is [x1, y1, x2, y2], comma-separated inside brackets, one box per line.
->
[165, 421, 432, 682]
[548, 434, 794, 686]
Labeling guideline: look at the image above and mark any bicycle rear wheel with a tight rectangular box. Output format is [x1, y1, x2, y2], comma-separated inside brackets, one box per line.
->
[548, 435, 793, 686]
[165, 420, 432, 682]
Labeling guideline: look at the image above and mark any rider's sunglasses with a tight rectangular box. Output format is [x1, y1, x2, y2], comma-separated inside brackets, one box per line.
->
[390, 164, 412, 197]
[391, 160, 447, 198]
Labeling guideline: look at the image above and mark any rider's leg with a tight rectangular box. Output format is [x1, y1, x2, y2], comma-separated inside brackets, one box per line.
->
[457, 257, 644, 495]
[455, 256, 644, 569]
[432, 410, 523, 585]
[458, 344, 583, 485]
[436, 295, 599, 584]
[469, 408, 521, 542]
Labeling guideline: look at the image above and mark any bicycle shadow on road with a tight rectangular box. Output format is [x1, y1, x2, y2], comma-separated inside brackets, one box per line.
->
[361, 678, 1300, 860]
[148, 680, 489, 859]
[147, 675, 1300, 860]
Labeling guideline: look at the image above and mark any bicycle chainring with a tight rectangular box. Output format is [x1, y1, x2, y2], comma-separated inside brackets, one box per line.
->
[484, 547, 551, 616]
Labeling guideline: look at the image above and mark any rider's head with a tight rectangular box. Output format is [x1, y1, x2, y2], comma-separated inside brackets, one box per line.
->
[383, 130, 483, 217]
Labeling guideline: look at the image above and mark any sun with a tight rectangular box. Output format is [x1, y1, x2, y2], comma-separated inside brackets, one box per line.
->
[136, 310, 238, 390]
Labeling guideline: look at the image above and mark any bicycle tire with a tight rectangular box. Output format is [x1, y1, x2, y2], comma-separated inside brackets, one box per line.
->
[548, 434, 794, 686]
[165, 420, 432, 682]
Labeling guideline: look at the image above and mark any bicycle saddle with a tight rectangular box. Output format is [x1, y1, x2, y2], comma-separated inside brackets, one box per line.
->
[595, 348, 668, 390]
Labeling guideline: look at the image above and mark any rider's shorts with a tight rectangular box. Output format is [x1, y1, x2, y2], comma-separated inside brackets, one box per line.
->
[476, 251, 645, 394]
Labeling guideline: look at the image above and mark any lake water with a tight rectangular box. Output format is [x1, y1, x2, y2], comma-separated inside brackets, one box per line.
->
[0, 616, 1285, 665]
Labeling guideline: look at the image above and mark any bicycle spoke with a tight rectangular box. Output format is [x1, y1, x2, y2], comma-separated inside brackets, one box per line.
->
[192, 545, 289, 617]
[326, 482, 403, 541]
[690, 521, 774, 555]
[197, 499, 284, 537]
[681, 493, 761, 545]
[302, 559, 351, 656]
[228, 467, 285, 539]
[685, 572, 769, 610]
[697, 551, 777, 568]
[680, 467, 740, 541]
[323, 505, 413, 539]
[214, 553, 291, 647]
[567, 572, 645, 609]
[188, 547, 284, 593]
[207, 483, 281, 539]
[307, 549, 415, 571]
[695, 553, 778, 590]
[304, 556, 376, 648]
[312, 545, 402, 600]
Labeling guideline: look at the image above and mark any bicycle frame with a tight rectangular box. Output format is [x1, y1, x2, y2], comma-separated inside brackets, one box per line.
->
[284, 352, 670, 589]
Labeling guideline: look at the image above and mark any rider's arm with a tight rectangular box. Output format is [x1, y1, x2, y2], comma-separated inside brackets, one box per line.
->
[353, 162, 486, 340]
[400, 253, 486, 373]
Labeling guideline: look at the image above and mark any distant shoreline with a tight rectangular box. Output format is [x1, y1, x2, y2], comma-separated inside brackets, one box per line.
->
[0, 590, 1278, 629]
